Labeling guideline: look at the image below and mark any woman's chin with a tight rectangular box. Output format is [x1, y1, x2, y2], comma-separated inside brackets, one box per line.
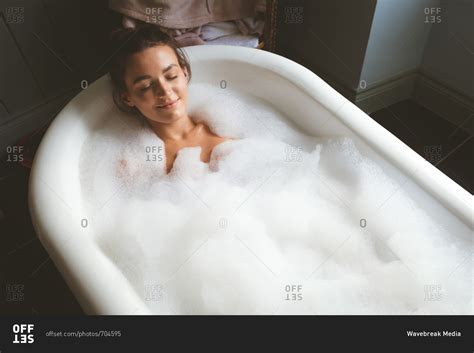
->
[148, 111, 185, 124]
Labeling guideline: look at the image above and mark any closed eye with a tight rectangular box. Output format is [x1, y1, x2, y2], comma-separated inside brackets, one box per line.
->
[139, 76, 176, 91]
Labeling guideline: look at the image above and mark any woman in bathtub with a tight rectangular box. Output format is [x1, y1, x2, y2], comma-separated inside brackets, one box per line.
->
[109, 25, 232, 174]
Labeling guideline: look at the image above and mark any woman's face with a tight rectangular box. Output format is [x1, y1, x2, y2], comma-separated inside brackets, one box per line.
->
[122, 45, 188, 124]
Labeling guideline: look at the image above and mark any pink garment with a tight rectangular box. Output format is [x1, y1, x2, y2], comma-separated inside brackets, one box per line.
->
[110, 0, 265, 47]
[160, 26, 205, 46]
[235, 16, 265, 36]
[109, 0, 264, 29]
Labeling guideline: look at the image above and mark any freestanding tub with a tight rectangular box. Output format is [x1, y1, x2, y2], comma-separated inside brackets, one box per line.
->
[29, 45, 473, 315]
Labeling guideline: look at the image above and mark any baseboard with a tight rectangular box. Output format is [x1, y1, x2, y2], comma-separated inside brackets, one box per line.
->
[351, 69, 473, 132]
[354, 70, 417, 114]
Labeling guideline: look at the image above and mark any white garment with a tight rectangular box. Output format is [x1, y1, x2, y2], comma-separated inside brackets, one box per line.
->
[205, 34, 259, 48]
[200, 19, 260, 48]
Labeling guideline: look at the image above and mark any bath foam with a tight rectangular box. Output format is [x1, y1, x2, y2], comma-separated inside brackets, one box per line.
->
[79, 83, 472, 314]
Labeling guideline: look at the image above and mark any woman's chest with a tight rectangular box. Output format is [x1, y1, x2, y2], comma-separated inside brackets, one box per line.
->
[165, 135, 228, 173]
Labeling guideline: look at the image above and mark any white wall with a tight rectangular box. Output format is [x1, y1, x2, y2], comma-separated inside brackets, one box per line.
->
[359, 0, 439, 90]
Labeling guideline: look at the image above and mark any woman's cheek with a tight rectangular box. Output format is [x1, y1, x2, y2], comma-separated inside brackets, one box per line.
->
[138, 94, 155, 112]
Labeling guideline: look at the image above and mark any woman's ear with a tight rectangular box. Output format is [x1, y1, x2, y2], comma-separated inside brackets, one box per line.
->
[121, 91, 135, 108]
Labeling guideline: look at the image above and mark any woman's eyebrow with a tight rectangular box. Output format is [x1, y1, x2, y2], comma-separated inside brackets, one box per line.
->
[132, 64, 177, 85]
[163, 64, 177, 73]
[133, 75, 151, 84]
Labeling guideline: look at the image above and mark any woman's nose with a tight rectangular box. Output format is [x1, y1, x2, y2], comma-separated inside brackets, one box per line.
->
[153, 80, 171, 98]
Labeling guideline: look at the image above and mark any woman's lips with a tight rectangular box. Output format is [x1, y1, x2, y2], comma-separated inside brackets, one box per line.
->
[156, 98, 180, 109]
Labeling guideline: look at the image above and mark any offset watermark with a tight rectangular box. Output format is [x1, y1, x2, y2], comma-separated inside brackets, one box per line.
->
[284, 284, 303, 301]
[145, 145, 164, 162]
[12, 323, 34, 344]
[284, 7, 304, 24]
[5, 7, 24, 24]
[145, 7, 164, 24]
[218, 217, 228, 229]
[45, 329, 121, 338]
[145, 284, 163, 301]
[6, 145, 24, 163]
[80, 218, 88, 228]
[6, 284, 24, 302]
[424, 7, 442, 24]
[423, 145, 443, 164]
[424, 284, 442, 301]
[284, 145, 303, 163]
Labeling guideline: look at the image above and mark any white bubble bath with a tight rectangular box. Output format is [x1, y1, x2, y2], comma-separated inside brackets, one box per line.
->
[78, 83, 472, 315]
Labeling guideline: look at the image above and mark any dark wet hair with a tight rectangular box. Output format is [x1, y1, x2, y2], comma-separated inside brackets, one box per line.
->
[108, 24, 192, 116]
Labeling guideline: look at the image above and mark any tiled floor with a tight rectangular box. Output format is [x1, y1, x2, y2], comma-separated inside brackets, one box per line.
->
[0, 99, 472, 314]
[370, 99, 473, 194]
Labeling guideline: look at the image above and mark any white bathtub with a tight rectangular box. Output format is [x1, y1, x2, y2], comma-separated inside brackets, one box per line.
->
[28, 45, 473, 315]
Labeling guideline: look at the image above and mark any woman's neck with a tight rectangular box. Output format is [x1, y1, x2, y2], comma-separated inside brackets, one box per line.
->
[147, 115, 197, 142]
